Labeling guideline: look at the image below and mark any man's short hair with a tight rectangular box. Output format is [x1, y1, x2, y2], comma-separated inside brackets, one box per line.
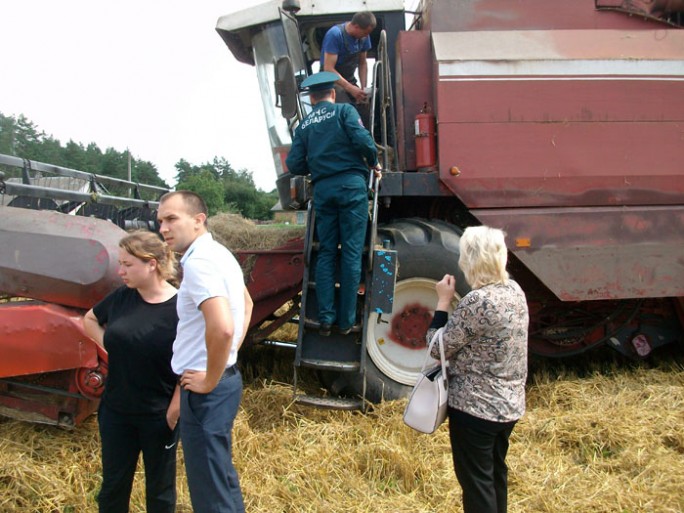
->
[160, 190, 208, 218]
[310, 88, 335, 102]
[351, 11, 377, 30]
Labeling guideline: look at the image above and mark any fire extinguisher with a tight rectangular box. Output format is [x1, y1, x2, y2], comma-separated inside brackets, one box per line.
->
[415, 102, 436, 170]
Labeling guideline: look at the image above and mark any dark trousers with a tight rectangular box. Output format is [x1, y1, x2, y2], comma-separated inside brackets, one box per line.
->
[333, 84, 371, 130]
[98, 402, 178, 513]
[180, 368, 244, 513]
[314, 173, 368, 330]
[448, 408, 517, 513]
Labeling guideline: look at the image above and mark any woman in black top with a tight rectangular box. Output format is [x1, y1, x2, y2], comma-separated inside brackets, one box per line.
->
[84, 230, 180, 513]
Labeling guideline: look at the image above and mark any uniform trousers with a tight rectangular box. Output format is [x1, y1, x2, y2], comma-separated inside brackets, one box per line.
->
[448, 407, 517, 513]
[97, 402, 178, 513]
[180, 367, 244, 513]
[313, 173, 368, 330]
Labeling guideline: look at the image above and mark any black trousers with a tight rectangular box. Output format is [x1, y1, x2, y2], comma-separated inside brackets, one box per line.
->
[98, 402, 179, 513]
[448, 407, 517, 513]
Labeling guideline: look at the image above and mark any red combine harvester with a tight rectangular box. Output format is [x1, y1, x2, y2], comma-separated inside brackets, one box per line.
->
[1, 0, 683, 424]
[215, 0, 684, 409]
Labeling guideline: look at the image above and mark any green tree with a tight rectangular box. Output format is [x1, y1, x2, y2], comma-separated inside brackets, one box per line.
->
[253, 190, 279, 220]
[0, 111, 170, 189]
[36, 135, 64, 166]
[173, 156, 275, 220]
[0, 113, 16, 154]
[13, 115, 57, 163]
[133, 159, 167, 188]
[64, 140, 86, 171]
[176, 170, 226, 216]
[101, 147, 128, 180]
[83, 143, 103, 174]
[174, 158, 220, 184]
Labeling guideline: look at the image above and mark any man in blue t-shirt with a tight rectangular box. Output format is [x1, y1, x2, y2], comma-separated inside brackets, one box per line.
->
[319, 11, 376, 107]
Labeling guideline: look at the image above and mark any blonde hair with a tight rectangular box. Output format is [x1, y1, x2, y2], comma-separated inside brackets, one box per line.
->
[119, 230, 178, 285]
[458, 225, 509, 289]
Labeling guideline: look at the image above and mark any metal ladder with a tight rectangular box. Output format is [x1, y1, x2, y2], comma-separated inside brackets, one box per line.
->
[292, 173, 382, 411]
[291, 29, 398, 410]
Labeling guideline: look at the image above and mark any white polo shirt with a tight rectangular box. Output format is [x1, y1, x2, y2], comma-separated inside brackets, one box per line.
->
[172, 232, 246, 375]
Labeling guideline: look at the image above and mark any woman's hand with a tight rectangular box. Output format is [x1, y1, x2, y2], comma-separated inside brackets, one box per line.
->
[166, 385, 181, 430]
[436, 274, 456, 310]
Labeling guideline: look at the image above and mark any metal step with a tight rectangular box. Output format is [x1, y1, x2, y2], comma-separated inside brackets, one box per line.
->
[298, 358, 360, 372]
[294, 394, 364, 411]
[303, 318, 362, 334]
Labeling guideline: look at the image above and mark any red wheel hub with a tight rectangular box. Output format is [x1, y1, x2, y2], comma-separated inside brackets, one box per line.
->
[388, 303, 433, 349]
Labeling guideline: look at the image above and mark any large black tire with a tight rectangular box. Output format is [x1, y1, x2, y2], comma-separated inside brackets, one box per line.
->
[321, 218, 470, 402]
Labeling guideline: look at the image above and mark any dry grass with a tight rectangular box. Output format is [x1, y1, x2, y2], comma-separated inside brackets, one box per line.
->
[1, 352, 683, 513]
[208, 214, 304, 252]
[207, 213, 305, 276]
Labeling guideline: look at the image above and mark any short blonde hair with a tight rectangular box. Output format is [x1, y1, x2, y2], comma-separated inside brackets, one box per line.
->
[119, 230, 178, 285]
[458, 225, 509, 289]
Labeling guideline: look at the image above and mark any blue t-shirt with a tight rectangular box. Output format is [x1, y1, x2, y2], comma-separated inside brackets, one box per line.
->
[319, 23, 372, 69]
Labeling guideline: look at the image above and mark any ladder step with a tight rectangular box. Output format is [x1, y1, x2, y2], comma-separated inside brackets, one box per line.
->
[294, 394, 364, 411]
[303, 319, 362, 335]
[303, 318, 325, 330]
[299, 358, 361, 371]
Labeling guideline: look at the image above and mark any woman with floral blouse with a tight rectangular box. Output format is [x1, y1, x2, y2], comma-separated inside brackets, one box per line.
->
[427, 225, 529, 513]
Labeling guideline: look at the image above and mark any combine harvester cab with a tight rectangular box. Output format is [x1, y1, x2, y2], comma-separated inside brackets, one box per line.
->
[217, 0, 684, 408]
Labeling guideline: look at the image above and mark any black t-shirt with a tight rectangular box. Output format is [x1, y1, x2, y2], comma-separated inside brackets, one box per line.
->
[93, 286, 179, 416]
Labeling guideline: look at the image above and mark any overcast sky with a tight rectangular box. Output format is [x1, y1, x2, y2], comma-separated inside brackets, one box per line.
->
[0, 1, 276, 190]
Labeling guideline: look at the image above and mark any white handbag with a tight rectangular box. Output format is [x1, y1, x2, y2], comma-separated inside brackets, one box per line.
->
[403, 327, 449, 434]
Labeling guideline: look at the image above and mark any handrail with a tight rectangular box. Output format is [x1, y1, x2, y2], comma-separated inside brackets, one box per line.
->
[369, 30, 400, 173]
[367, 169, 381, 273]
[0, 153, 170, 195]
[1, 182, 161, 209]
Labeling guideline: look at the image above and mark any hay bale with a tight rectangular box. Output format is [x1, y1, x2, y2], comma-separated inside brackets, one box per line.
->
[207, 213, 305, 279]
[208, 213, 304, 252]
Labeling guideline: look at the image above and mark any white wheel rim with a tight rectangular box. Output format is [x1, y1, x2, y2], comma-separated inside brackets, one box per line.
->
[366, 278, 454, 386]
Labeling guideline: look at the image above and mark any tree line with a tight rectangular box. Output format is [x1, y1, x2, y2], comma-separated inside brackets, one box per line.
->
[0, 112, 278, 220]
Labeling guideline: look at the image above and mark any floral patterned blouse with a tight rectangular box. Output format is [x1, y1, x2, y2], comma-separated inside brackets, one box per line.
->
[428, 280, 529, 423]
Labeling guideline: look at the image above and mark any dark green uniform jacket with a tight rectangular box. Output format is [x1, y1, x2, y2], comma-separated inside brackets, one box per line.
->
[285, 101, 378, 183]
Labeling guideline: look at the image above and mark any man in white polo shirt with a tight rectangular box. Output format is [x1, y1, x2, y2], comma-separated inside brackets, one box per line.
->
[157, 190, 253, 513]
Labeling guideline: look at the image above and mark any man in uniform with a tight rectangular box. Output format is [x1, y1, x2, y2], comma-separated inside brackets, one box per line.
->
[320, 11, 376, 110]
[285, 71, 381, 336]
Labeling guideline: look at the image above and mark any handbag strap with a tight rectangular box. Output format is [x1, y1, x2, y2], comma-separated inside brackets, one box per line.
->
[421, 327, 448, 377]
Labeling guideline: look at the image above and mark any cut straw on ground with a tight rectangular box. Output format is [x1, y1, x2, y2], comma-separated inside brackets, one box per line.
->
[1, 355, 682, 512]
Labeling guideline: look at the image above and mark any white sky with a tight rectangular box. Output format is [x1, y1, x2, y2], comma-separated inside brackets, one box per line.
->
[0, 1, 276, 190]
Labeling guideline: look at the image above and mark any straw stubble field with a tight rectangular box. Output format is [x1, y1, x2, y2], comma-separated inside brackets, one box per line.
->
[1, 348, 683, 513]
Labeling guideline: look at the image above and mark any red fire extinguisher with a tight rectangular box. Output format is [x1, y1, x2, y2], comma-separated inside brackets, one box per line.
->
[415, 102, 436, 170]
